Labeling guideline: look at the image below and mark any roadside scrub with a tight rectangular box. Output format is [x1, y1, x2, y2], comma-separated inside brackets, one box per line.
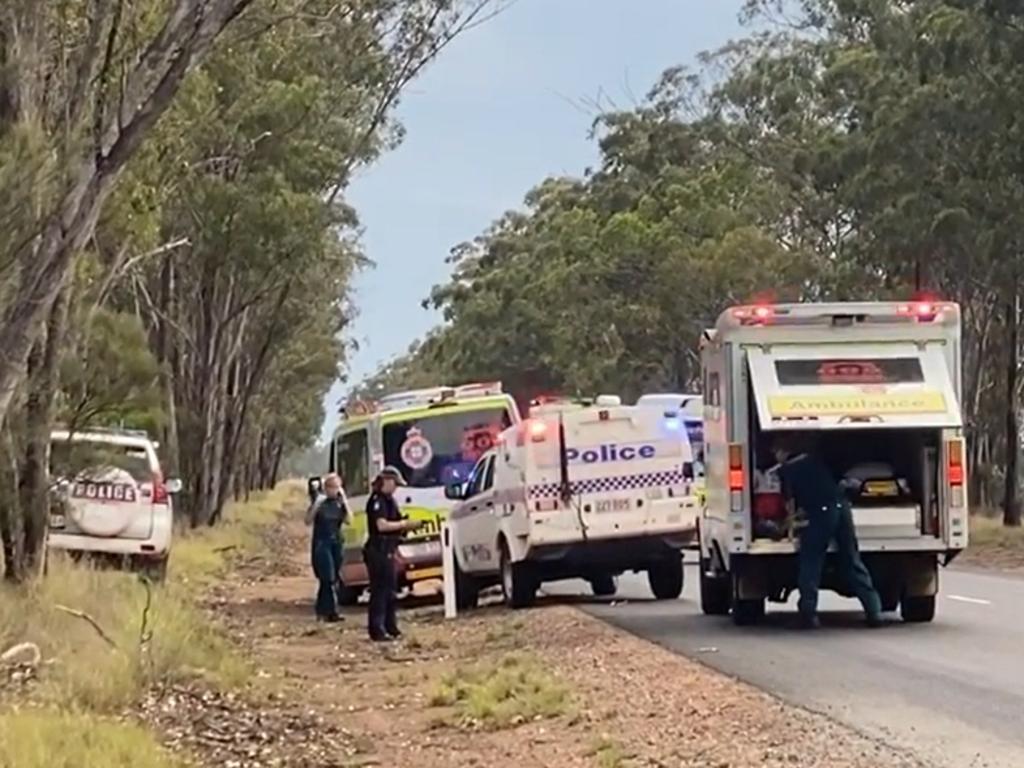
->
[430, 651, 572, 730]
[963, 513, 1024, 569]
[0, 483, 301, 766]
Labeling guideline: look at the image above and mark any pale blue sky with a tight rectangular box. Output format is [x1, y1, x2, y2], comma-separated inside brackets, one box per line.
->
[323, 0, 745, 438]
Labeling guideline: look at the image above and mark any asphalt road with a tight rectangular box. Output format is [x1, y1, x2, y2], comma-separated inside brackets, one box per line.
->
[544, 562, 1024, 768]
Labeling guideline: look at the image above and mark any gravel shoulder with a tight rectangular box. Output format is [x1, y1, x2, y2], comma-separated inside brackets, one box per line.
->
[153, 512, 926, 768]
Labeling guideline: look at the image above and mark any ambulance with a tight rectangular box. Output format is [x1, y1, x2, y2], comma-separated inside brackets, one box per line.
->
[328, 382, 520, 603]
[698, 301, 968, 625]
[447, 395, 700, 609]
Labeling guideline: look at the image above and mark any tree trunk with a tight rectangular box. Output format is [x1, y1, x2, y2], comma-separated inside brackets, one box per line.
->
[1004, 290, 1021, 526]
[0, 423, 23, 581]
[17, 287, 69, 576]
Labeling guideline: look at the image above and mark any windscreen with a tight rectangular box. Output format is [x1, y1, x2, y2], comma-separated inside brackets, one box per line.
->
[382, 407, 513, 488]
[50, 440, 152, 482]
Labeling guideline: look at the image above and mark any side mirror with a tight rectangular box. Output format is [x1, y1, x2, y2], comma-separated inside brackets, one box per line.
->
[444, 483, 464, 500]
[682, 462, 695, 481]
[165, 478, 183, 494]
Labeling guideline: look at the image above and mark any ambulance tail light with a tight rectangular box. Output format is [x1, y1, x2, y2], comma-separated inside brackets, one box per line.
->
[728, 443, 745, 512]
[947, 438, 965, 509]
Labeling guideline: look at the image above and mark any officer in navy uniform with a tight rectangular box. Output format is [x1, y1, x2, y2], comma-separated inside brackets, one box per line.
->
[364, 466, 423, 641]
[305, 472, 348, 622]
[772, 436, 883, 629]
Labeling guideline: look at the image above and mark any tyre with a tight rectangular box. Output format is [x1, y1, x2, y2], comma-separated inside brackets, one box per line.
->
[499, 541, 537, 609]
[454, 556, 480, 610]
[146, 558, 168, 584]
[732, 598, 765, 626]
[731, 570, 764, 625]
[588, 574, 618, 597]
[699, 562, 731, 616]
[647, 556, 684, 600]
[337, 583, 363, 606]
[900, 595, 935, 623]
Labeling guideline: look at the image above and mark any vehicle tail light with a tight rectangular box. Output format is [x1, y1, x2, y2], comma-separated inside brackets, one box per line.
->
[528, 420, 547, 442]
[947, 438, 965, 509]
[152, 473, 169, 505]
[728, 443, 745, 512]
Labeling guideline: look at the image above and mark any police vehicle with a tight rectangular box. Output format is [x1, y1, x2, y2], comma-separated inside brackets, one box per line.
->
[329, 382, 520, 603]
[699, 301, 968, 625]
[446, 395, 700, 609]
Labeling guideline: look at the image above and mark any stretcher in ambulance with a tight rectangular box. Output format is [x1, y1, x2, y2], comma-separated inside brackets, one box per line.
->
[699, 302, 967, 625]
[447, 397, 700, 609]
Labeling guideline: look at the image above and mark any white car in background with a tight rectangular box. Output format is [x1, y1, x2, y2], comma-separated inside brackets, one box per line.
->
[48, 427, 180, 580]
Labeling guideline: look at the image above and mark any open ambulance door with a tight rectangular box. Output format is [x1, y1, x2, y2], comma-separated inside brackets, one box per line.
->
[746, 343, 963, 432]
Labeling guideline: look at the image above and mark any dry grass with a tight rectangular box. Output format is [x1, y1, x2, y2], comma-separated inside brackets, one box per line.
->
[0, 484, 301, 767]
[0, 710, 184, 768]
[430, 652, 572, 730]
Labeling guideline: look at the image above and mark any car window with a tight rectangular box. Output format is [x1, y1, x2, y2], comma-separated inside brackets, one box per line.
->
[50, 440, 153, 483]
[335, 429, 369, 496]
[481, 456, 496, 492]
[466, 456, 489, 497]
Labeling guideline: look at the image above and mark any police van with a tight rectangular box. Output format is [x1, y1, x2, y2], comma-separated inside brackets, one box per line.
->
[447, 395, 700, 609]
[699, 301, 968, 625]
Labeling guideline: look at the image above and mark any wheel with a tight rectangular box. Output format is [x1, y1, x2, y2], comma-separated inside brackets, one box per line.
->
[647, 556, 684, 600]
[499, 541, 537, 609]
[588, 574, 618, 597]
[699, 561, 731, 616]
[454, 556, 480, 610]
[732, 598, 765, 626]
[731, 570, 764, 625]
[337, 583, 363, 606]
[146, 558, 168, 584]
[900, 595, 935, 623]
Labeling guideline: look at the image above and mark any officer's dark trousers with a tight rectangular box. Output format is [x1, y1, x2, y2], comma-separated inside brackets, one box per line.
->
[364, 545, 398, 637]
[312, 537, 342, 618]
[798, 501, 882, 620]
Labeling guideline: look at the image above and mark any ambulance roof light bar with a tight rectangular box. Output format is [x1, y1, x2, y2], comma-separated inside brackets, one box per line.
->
[719, 301, 957, 329]
[361, 381, 506, 414]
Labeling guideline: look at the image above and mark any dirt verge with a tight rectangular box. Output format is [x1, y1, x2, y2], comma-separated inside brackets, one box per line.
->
[141, 507, 930, 768]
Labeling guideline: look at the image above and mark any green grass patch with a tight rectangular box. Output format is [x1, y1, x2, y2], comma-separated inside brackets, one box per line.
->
[588, 736, 629, 768]
[0, 484, 300, 713]
[0, 709, 184, 768]
[430, 652, 572, 730]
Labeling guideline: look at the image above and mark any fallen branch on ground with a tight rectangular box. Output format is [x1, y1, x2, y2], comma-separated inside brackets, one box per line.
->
[54, 604, 121, 652]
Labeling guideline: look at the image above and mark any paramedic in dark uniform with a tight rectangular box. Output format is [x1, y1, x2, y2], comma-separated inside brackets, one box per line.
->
[771, 438, 883, 629]
[364, 466, 423, 641]
[305, 472, 348, 622]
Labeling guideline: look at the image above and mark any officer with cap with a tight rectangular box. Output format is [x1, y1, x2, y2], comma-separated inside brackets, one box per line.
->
[771, 436, 883, 629]
[364, 465, 424, 641]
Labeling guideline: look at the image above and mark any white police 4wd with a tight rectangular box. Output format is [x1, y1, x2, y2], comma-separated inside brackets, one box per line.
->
[446, 396, 700, 609]
[48, 427, 180, 580]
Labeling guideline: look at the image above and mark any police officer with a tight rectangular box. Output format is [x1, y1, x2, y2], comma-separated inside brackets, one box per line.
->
[306, 472, 348, 623]
[364, 466, 423, 642]
[771, 437, 883, 629]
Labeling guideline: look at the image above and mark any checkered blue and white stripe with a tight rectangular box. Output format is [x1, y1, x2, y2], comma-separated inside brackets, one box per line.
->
[528, 469, 687, 499]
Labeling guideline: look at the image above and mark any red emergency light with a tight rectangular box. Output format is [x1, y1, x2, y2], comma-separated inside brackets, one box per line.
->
[731, 305, 775, 325]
